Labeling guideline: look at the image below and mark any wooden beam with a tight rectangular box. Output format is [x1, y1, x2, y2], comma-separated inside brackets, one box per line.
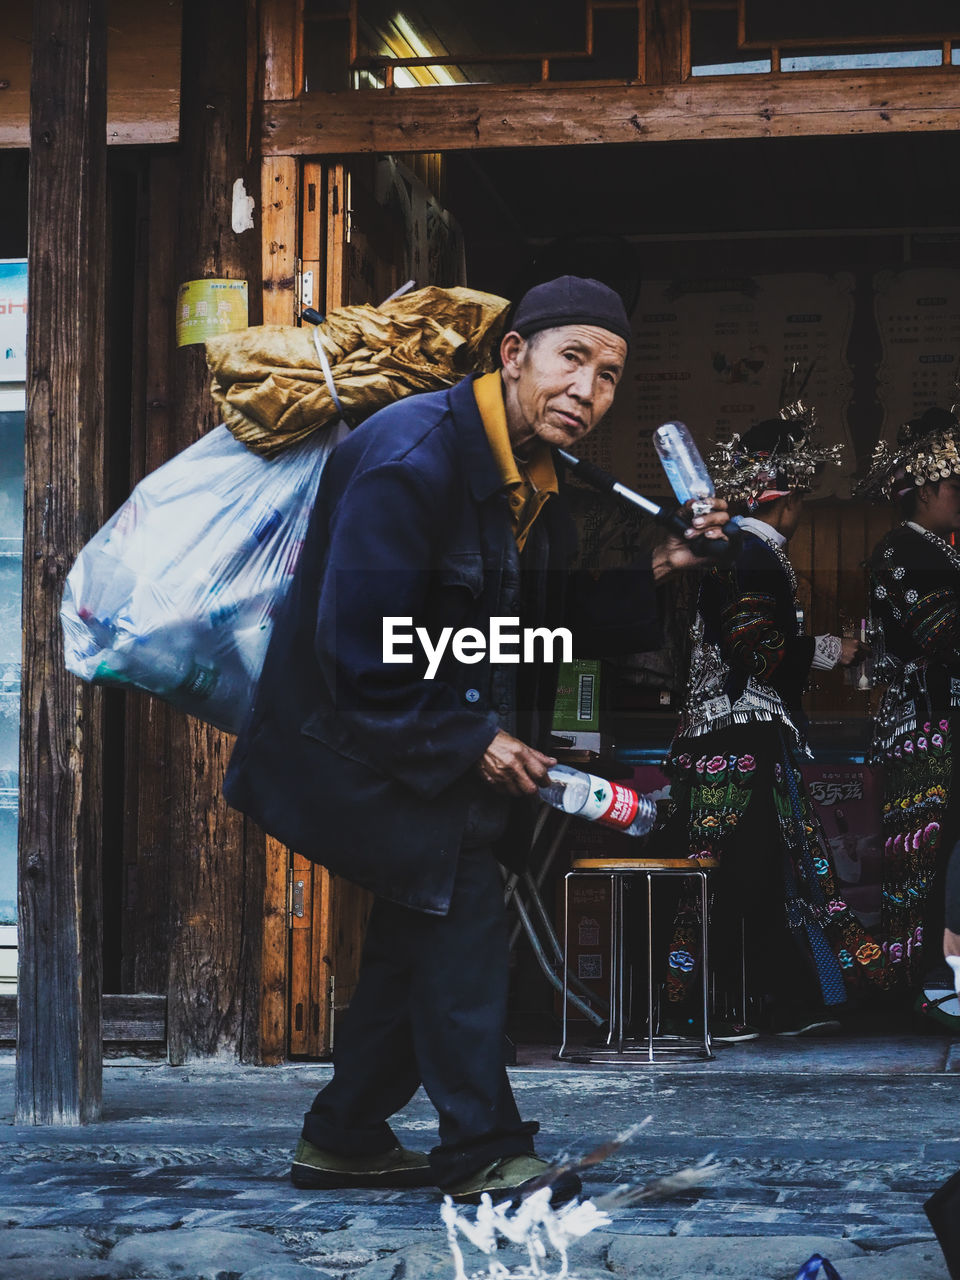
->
[17, 0, 106, 1125]
[0, 995, 166, 1044]
[262, 68, 960, 154]
[0, 1, 181, 149]
[0, 104, 179, 149]
[166, 0, 264, 1064]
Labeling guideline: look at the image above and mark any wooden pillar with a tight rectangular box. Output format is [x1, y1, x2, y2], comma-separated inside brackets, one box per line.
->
[643, 0, 688, 85]
[262, 0, 304, 101]
[17, 0, 107, 1124]
[166, 0, 265, 1062]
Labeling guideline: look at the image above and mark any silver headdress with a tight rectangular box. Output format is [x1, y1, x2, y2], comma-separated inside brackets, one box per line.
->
[853, 400, 960, 502]
[708, 363, 842, 512]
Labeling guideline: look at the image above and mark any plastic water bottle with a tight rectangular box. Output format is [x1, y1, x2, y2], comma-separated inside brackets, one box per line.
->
[538, 763, 656, 836]
[652, 421, 715, 512]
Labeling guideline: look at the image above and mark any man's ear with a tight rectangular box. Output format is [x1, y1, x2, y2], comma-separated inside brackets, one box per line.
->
[499, 330, 525, 380]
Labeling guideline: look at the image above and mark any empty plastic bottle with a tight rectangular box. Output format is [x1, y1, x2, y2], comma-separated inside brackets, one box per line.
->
[652, 420, 715, 512]
[538, 763, 656, 836]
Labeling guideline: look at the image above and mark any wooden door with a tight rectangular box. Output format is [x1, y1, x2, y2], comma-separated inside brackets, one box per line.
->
[288, 159, 405, 1056]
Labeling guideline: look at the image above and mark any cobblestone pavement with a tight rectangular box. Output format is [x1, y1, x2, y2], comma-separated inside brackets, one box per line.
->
[0, 1037, 957, 1277]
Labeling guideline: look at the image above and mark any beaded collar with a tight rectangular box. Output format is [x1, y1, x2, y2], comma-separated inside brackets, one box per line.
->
[741, 521, 799, 597]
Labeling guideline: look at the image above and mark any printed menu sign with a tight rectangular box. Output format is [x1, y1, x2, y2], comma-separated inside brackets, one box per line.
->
[593, 273, 856, 500]
[874, 267, 960, 433]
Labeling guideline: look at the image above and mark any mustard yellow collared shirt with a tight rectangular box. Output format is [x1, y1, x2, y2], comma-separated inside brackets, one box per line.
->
[473, 371, 558, 552]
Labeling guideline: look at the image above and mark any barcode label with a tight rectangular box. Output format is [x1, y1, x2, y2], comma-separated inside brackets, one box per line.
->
[577, 673, 595, 721]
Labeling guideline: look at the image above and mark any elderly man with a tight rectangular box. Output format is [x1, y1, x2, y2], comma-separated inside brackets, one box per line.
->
[224, 276, 729, 1204]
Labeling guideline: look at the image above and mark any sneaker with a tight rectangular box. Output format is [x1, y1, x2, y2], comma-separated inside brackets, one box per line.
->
[914, 988, 960, 1033]
[444, 1154, 582, 1206]
[710, 1020, 762, 1044]
[290, 1138, 434, 1189]
[772, 1013, 843, 1037]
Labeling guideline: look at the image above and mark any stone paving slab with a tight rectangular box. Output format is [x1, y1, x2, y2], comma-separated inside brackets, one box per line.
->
[0, 1228, 947, 1280]
[0, 1155, 950, 1243]
[605, 1234, 865, 1277]
[530, 1034, 957, 1074]
[0, 1048, 957, 1277]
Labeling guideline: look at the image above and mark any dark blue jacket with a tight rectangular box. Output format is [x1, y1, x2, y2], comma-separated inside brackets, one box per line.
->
[223, 374, 661, 913]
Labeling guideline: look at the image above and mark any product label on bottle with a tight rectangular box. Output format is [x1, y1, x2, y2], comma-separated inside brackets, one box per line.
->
[578, 772, 641, 830]
[176, 662, 219, 699]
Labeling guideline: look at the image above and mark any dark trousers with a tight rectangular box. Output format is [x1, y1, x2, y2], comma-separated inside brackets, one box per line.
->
[655, 742, 823, 1014]
[302, 846, 537, 1187]
[719, 778, 824, 1011]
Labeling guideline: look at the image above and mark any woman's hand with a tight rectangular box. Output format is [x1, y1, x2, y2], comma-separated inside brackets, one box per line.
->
[652, 498, 733, 580]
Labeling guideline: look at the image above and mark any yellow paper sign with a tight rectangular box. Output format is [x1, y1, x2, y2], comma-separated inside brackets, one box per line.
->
[176, 278, 249, 348]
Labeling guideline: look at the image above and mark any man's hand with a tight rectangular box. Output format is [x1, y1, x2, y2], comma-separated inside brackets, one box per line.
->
[838, 638, 870, 667]
[477, 731, 556, 797]
[651, 498, 732, 581]
[945, 927, 960, 960]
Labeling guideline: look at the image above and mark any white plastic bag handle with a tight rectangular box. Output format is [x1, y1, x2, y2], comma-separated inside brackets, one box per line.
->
[312, 327, 347, 420]
[309, 278, 416, 420]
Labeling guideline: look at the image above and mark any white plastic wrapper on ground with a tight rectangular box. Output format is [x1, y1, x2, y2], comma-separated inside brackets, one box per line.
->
[61, 422, 346, 734]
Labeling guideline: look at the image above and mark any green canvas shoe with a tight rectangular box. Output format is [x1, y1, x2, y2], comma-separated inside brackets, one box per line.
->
[444, 1154, 582, 1206]
[290, 1137, 434, 1189]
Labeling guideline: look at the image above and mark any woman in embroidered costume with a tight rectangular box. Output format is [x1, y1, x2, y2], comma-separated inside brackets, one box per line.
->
[659, 403, 882, 1040]
[857, 406, 960, 1031]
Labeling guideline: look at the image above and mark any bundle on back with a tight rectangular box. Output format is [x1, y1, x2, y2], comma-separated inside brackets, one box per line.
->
[207, 285, 511, 457]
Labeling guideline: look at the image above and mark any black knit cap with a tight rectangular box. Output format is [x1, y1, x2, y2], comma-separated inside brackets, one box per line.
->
[511, 275, 631, 346]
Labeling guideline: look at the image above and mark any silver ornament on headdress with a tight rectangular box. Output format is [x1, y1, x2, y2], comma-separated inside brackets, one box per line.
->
[707, 361, 842, 511]
[852, 372, 960, 502]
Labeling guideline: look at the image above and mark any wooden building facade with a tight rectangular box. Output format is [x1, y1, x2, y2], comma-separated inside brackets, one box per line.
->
[2, 0, 960, 1120]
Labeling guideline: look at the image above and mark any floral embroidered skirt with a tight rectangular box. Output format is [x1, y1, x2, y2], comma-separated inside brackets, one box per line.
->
[658, 722, 887, 1007]
[878, 712, 954, 987]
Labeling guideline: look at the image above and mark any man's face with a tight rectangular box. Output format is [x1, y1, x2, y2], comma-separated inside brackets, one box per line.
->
[500, 324, 627, 454]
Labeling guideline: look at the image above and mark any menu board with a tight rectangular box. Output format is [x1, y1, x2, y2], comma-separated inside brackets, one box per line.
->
[589, 272, 857, 501]
[874, 267, 960, 433]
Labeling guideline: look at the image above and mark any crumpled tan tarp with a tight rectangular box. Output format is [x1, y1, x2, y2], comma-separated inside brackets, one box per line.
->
[206, 285, 511, 457]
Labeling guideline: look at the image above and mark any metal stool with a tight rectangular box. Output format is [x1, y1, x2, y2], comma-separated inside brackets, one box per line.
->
[502, 808, 610, 1028]
[560, 856, 717, 1063]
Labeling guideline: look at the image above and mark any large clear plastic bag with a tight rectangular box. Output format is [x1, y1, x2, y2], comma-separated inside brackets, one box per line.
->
[61, 422, 346, 733]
